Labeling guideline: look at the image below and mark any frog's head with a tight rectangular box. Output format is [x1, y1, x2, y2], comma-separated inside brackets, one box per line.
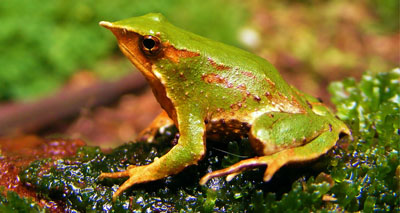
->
[100, 13, 168, 82]
[100, 13, 199, 83]
[100, 13, 194, 122]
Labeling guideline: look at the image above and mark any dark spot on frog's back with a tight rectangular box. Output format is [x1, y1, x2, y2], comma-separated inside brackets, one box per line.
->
[253, 95, 261, 102]
[265, 91, 273, 101]
[306, 100, 313, 109]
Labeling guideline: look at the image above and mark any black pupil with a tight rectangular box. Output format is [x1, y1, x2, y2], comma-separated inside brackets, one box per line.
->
[143, 38, 155, 49]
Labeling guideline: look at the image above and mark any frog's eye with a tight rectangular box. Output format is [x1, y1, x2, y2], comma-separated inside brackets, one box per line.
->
[140, 35, 161, 56]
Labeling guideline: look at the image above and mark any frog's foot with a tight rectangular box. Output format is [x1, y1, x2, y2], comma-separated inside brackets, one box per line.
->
[200, 128, 349, 185]
[99, 164, 168, 201]
[137, 111, 175, 142]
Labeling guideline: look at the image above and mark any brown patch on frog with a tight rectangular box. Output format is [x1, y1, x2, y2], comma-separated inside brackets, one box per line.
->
[289, 94, 306, 113]
[236, 84, 247, 91]
[216, 108, 225, 113]
[208, 57, 230, 70]
[230, 102, 243, 111]
[206, 119, 250, 141]
[162, 42, 200, 63]
[241, 71, 256, 79]
[202, 73, 234, 88]
[264, 91, 306, 113]
[151, 81, 178, 126]
[264, 77, 276, 87]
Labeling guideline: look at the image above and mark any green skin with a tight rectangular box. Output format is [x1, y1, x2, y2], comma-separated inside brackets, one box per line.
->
[99, 13, 351, 201]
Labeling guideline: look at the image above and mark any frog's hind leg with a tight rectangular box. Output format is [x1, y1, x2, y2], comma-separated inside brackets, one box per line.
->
[200, 113, 349, 184]
[137, 110, 175, 142]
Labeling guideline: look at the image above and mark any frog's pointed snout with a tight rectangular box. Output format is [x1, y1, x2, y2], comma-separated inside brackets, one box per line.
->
[99, 21, 113, 29]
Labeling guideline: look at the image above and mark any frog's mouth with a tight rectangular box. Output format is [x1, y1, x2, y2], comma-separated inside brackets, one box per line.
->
[99, 21, 157, 83]
[99, 21, 178, 123]
[118, 42, 156, 81]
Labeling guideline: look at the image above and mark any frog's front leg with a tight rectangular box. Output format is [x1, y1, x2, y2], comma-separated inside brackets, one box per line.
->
[99, 113, 205, 201]
[200, 112, 350, 184]
[137, 110, 175, 142]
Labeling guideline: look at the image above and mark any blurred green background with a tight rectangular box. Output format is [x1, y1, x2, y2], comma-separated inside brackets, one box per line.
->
[0, 0, 398, 101]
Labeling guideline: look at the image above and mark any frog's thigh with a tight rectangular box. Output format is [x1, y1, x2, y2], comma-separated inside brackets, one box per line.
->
[200, 130, 339, 184]
[200, 112, 334, 184]
[249, 112, 330, 156]
[137, 110, 175, 142]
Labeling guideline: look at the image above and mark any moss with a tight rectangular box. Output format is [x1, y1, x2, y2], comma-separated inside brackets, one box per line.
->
[0, 188, 43, 213]
[19, 69, 399, 211]
[327, 68, 399, 211]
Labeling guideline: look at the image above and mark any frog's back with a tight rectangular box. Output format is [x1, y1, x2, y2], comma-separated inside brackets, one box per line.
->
[113, 13, 293, 95]
[113, 14, 310, 117]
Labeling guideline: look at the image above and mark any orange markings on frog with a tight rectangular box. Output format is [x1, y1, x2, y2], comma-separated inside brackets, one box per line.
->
[201, 73, 234, 88]
[208, 57, 230, 70]
[162, 43, 200, 63]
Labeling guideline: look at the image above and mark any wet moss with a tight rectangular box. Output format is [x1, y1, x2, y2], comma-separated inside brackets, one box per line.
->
[0, 188, 43, 213]
[16, 69, 399, 211]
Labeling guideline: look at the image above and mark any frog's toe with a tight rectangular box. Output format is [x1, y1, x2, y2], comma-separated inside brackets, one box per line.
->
[226, 171, 241, 182]
[105, 165, 160, 201]
[262, 159, 285, 182]
[98, 170, 130, 180]
[199, 157, 268, 185]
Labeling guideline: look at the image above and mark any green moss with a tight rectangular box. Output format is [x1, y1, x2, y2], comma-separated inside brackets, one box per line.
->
[20, 69, 399, 211]
[327, 68, 399, 211]
[0, 188, 43, 213]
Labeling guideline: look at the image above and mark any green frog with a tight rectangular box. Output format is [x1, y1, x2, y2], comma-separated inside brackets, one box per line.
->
[98, 13, 351, 201]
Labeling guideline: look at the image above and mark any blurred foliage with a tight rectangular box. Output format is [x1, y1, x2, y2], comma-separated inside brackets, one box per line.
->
[368, 0, 400, 33]
[0, 0, 248, 100]
[255, 1, 398, 81]
[280, 0, 399, 33]
[12, 70, 399, 211]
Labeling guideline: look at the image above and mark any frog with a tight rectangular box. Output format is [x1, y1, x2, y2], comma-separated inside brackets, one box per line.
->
[98, 13, 351, 201]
